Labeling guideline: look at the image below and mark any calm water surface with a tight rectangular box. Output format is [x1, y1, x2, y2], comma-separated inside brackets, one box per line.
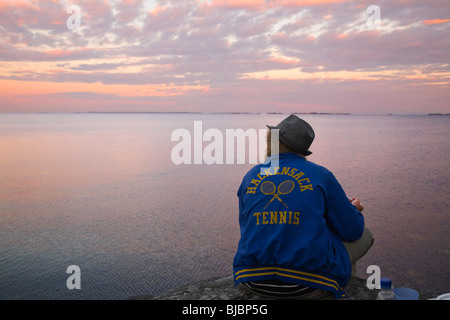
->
[0, 113, 449, 299]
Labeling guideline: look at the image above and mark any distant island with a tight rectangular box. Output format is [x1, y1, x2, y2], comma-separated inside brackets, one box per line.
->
[293, 112, 351, 115]
[428, 113, 450, 116]
[78, 111, 352, 115]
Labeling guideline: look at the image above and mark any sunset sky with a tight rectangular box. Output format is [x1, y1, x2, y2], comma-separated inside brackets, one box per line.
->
[0, 0, 449, 114]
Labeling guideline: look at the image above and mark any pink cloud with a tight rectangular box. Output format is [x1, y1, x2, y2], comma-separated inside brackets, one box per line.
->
[211, 0, 351, 10]
[116, 0, 144, 23]
[211, 0, 266, 10]
[423, 19, 450, 25]
[0, 0, 449, 114]
[0, 0, 66, 30]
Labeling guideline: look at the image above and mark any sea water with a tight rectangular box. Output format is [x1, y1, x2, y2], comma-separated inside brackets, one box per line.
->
[0, 113, 448, 299]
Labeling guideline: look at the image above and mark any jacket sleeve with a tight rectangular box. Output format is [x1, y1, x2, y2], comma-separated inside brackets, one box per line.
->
[324, 172, 365, 242]
[237, 179, 246, 226]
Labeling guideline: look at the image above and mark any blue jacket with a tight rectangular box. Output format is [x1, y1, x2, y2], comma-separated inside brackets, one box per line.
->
[233, 153, 365, 298]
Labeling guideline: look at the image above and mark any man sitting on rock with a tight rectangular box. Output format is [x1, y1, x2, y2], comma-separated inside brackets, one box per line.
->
[233, 115, 374, 299]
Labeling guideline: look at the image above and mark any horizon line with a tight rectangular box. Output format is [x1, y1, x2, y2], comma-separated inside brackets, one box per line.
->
[1, 111, 448, 116]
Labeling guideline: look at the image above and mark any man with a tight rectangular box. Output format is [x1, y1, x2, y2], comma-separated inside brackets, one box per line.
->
[233, 115, 374, 299]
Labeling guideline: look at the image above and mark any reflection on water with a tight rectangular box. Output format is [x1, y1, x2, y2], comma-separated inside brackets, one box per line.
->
[0, 113, 449, 299]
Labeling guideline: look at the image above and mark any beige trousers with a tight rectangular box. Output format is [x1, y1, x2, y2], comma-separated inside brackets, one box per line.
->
[343, 227, 374, 275]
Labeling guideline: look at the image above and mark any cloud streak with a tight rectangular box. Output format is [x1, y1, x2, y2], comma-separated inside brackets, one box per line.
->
[0, 0, 449, 113]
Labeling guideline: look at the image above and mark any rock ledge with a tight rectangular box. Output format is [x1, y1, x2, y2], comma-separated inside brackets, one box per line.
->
[127, 275, 440, 300]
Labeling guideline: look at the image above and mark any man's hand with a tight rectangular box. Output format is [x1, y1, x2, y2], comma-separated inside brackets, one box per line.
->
[349, 197, 364, 212]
